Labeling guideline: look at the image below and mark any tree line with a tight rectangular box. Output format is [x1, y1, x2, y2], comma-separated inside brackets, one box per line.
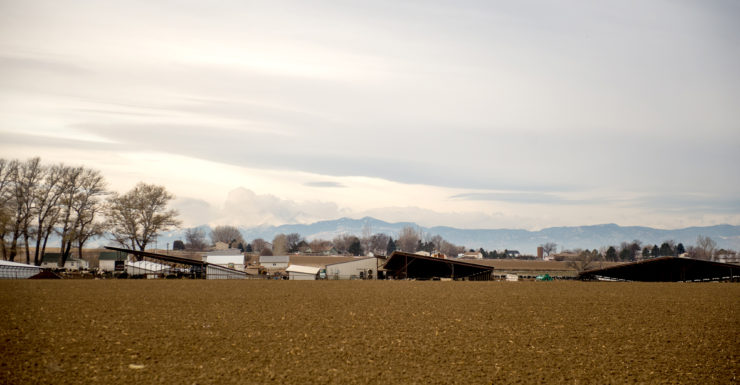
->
[0, 158, 180, 266]
[176, 224, 467, 257]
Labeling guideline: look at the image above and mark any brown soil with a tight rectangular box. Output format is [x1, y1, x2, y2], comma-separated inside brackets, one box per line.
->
[1, 281, 737, 384]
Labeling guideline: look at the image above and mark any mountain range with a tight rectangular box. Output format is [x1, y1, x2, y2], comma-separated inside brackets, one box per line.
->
[144, 217, 740, 254]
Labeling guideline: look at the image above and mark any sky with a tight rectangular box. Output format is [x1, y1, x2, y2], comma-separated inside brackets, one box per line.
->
[1, 0, 739, 231]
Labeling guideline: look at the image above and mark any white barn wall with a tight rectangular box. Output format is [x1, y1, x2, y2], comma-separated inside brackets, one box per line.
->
[326, 258, 381, 280]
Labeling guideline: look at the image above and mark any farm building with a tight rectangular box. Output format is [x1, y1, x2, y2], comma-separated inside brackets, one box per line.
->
[383, 251, 494, 280]
[286, 264, 320, 280]
[459, 251, 483, 259]
[126, 260, 170, 278]
[203, 250, 245, 271]
[260, 255, 289, 270]
[98, 251, 127, 272]
[206, 264, 248, 280]
[0, 260, 43, 279]
[580, 256, 740, 282]
[105, 246, 261, 280]
[325, 257, 384, 280]
[40, 253, 89, 270]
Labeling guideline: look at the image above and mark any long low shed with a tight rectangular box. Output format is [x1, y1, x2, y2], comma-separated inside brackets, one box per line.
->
[104, 247, 263, 279]
[579, 256, 740, 282]
[0, 260, 43, 279]
[383, 251, 494, 280]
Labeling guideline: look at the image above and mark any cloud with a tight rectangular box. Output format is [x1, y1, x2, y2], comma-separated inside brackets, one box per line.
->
[304, 181, 346, 188]
[211, 187, 348, 227]
[450, 191, 601, 205]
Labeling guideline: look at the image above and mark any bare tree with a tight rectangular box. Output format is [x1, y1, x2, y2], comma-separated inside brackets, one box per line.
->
[360, 223, 372, 256]
[368, 233, 390, 256]
[210, 225, 244, 246]
[30, 164, 65, 265]
[308, 238, 333, 254]
[285, 233, 303, 253]
[397, 226, 420, 253]
[8, 158, 42, 263]
[541, 242, 557, 257]
[272, 234, 288, 255]
[0, 159, 19, 260]
[567, 249, 602, 273]
[251, 238, 268, 253]
[695, 235, 717, 261]
[440, 240, 464, 258]
[106, 182, 181, 253]
[66, 168, 107, 265]
[184, 228, 208, 251]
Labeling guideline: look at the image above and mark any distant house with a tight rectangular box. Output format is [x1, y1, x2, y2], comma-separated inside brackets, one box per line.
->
[505, 250, 521, 258]
[460, 251, 483, 259]
[203, 250, 245, 271]
[286, 264, 320, 280]
[213, 242, 230, 250]
[40, 253, 89, 270]
[259, 255, 289, 270]
[296, 240, 312, 254]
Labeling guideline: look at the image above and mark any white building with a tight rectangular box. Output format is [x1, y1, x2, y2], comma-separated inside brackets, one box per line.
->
[286, 264, 320, 280]
[325, 257, 382, 280]
[40, 253, 89, 270]
[98, 251, 127, 272]
[203, 250, 245, 271]
[126, 260, 169, 278]
[260, 255, 289, 270]
[460, 251, 483, 259]
[0, 260, 43, 279]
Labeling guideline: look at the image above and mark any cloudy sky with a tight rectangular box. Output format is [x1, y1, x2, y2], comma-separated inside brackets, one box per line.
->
[1, 0, 738, 230]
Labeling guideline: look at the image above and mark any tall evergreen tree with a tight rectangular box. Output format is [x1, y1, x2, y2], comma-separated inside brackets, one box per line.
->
[386, 238, 396, 254]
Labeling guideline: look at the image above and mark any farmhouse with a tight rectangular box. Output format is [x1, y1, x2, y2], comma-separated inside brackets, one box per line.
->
[0, 260, 43, 279]
[98, 251, 127, 272]
[459, 251, 483, 259]
[325, 257, 384, 280]
[40, 253, 89, 270]
[260, 255, 289, 270]
[286, 264, 320, 280]
[580, 256, 740, 282]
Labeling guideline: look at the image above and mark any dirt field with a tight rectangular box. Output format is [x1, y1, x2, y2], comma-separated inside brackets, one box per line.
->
[1, 281, 737, 384]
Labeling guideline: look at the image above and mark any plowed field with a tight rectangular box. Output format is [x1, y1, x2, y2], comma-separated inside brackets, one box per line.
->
[1, 281, 737, 384]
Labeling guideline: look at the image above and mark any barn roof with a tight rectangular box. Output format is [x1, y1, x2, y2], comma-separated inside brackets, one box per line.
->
[0, 260, 42, 269]
[579, 256, 740, 282]
[105, 246, 205, 267]
[383, 251, 494, 280]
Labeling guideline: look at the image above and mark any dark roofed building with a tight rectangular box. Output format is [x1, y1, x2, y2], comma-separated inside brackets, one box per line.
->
[383, 251, 493, 280]
[579, 256, 739, 282]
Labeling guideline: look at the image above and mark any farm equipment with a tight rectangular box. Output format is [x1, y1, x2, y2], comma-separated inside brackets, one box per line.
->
[536, 274, 553, 281]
